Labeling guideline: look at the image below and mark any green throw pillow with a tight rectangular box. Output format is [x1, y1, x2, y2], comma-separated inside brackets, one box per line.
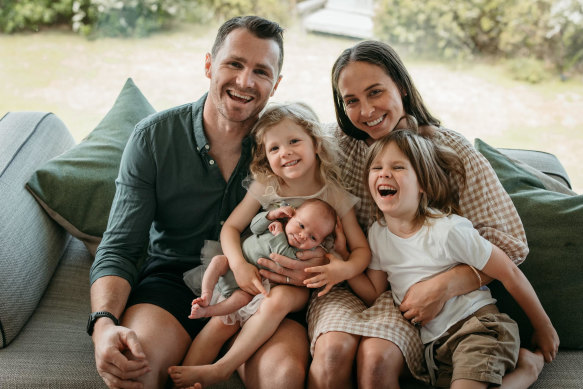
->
[26, 78, 155, 257]
[475, 138, 583, 349]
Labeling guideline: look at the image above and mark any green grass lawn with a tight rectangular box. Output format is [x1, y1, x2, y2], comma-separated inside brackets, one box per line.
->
[1, 22, 582, 193]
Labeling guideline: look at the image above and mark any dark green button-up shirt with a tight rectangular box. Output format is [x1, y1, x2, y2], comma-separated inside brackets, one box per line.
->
[90, 94, 252, 287]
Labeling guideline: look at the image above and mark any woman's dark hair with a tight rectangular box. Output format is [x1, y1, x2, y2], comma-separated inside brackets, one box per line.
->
[332, 40, 440, 140]
[212, 15, 284, 75]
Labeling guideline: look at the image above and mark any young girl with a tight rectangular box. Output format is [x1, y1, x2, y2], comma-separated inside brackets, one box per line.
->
[348, 129, 559, 388]
[169, 102, 371, 388]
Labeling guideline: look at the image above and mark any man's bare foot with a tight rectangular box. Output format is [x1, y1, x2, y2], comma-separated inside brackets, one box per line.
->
[192, 291, 212, 308]
[168, 364, 228, 388]
[188, 304, 212, 319]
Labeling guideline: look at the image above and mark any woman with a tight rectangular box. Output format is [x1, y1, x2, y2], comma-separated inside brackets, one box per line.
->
[304, 41, 541, 388]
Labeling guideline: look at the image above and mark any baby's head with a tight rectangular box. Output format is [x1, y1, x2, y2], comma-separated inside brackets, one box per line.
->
[250, 102, 342, 190]
[285, 199, 336, 250]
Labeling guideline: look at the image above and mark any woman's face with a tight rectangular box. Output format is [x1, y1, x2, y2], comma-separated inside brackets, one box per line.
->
[338, 61, 406, 142]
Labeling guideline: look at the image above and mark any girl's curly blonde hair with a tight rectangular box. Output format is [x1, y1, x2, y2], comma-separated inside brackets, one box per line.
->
[250, 102, 344, 192]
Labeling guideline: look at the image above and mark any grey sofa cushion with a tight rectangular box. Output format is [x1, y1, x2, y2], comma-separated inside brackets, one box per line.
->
[0, 112, 75, 348]
[0, 238, 103, 387]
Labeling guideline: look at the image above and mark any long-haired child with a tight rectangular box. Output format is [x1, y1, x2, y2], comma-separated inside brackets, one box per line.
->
[348, 129, 559, 388]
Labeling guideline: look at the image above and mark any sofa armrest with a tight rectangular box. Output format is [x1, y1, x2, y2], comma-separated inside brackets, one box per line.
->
[498, 148, 572, 189]
[0, 112, 75, 347]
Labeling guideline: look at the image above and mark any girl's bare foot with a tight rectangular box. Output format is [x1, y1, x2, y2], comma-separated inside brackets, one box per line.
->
[188, 303, 212, 319]
[168, 364, 228, 388]
[500, 348, 545, 389]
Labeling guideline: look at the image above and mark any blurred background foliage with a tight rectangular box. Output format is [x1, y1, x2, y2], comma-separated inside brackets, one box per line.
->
[0, 0, 582, 81]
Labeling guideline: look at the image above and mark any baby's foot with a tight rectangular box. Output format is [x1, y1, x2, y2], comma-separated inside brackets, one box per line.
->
[168, 364, 227, 388]
[191, 291, 212, 308]
[188, 304, 211, 319]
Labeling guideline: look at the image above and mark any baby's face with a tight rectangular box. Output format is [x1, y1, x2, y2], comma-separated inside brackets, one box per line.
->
[285, 205, 334, 250]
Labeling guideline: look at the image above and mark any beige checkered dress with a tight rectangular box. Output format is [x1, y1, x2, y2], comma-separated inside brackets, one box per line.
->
[307, 124, 528, 382]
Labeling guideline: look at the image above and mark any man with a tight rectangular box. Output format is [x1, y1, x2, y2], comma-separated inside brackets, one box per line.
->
[89, 16, 310, 389]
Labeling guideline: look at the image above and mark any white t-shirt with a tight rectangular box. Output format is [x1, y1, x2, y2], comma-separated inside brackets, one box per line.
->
[368, 213, 496, 343]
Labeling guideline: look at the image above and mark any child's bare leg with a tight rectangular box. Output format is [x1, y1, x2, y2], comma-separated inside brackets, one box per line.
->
[168, 316, 240, 387]
[192, 255, 230, 307]
[190, 289, 253, 319]
[499, 348, 545, 389]
[174, 286, 309, 387]
[451, 379, 488, 389]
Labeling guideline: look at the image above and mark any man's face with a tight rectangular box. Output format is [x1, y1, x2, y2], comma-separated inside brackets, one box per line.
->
[205, 28, 282, 125]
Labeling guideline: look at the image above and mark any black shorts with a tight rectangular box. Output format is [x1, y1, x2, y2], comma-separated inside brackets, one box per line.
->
[126, 271, 208, 339]
[126, 271, 307, 339]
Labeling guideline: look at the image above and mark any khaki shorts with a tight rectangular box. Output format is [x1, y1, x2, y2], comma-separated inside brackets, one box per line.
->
[425, 304, 520, 387]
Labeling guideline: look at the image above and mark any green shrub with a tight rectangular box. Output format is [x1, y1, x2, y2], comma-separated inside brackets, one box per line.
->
[202, 0, 292, 25]
[375, 0, 583, 76]
[506, 57, 549, 83]
[0, 0, 74, 33]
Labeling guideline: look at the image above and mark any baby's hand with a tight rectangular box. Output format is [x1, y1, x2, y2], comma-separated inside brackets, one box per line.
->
[268, 221, 284, 236]
[303, 252, 349, 297]
[266, 206, 294, 221]
[532, 322, 560, 362]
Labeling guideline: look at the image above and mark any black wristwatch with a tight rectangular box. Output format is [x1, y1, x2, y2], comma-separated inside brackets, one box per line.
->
[86, 311, 119, 336]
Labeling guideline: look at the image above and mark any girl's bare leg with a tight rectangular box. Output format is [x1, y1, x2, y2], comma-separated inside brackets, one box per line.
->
[172, 286, 309, 387]
[308, 331, 360, 389]
[357, 337, 406, 389]
[168, 316, 239, 388]
[451, 379, 487, 389]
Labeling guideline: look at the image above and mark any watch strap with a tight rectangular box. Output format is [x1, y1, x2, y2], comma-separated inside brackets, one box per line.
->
[87, 311, 119, 336]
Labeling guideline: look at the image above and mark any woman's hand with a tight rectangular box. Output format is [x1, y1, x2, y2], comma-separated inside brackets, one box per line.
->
[304, 252, 350, 296]
[232, 262, 267, 296]
[257, 248, 327, 286]
[399, 276, 448, 326]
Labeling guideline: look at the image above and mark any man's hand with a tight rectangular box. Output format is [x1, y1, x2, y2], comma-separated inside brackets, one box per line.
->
[257, 248, 327, 286]
[399, 277, 448, 326]
[93, 321, 150, 389]
[232, 262, 267, 296]
[304, 252, 349, 296]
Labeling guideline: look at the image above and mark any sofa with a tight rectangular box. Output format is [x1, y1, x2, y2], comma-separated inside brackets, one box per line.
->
[1, 82, 581, 388]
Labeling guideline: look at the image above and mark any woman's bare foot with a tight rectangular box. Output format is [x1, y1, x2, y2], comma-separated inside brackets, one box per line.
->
[188, 303, 212, 319]
[168, 364, 228, 388]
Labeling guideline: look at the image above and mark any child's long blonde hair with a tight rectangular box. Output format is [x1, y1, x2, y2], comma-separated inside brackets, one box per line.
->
[250, 102, 344, 192]
[364, 129, 466, 225]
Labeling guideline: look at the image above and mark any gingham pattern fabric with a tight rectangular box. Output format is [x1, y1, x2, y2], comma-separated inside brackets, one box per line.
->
[309, 124, 529, 381]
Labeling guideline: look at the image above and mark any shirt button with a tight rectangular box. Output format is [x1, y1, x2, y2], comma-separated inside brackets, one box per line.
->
[205, 145, 210, 150]
[209, 159, 215, 165]
[220, 220, 225, 225]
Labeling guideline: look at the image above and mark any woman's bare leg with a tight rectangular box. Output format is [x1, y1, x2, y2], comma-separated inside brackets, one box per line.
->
[308, 331, 360, 389]
[356, 337, 406, 389]
[239, 318, 309, 389]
